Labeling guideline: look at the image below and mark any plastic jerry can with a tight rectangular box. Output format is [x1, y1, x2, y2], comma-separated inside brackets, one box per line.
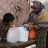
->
[7, 27, 19, 43]
[17, 26, 29, 42]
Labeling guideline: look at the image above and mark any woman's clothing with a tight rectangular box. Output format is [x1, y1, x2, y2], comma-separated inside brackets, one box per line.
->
[28, 10, 46, 48]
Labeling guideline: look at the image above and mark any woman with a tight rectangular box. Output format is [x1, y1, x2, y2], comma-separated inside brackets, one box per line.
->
[0, 13, 15, 41]
[28, 1, 46, 48]
[28, 1, 44, 24]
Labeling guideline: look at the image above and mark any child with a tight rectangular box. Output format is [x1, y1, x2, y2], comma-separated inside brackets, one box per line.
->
[0, 13, 15, 41]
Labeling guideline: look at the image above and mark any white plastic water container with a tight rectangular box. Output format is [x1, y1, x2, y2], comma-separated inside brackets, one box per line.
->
[7, 26, 28, 43]
[17, 26, 29, 42]
[7, 27, 19, 43]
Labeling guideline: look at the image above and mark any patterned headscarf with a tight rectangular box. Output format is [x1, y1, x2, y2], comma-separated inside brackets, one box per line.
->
[31, 1, 44, 11]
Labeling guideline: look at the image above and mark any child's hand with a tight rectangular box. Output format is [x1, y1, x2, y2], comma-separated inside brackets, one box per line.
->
[10, 25, 15, 28]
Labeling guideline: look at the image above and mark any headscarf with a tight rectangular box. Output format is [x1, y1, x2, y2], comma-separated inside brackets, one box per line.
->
[31, 1, 44, 12]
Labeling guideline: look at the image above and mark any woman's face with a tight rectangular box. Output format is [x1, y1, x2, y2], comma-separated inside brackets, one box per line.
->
[32, 8, 39, 13]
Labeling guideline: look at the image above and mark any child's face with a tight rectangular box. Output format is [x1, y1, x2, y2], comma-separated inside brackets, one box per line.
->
[8, 20, 16, 27]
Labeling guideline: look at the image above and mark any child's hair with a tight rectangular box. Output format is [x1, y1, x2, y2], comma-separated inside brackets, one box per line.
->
[3, 13, 15, 24]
